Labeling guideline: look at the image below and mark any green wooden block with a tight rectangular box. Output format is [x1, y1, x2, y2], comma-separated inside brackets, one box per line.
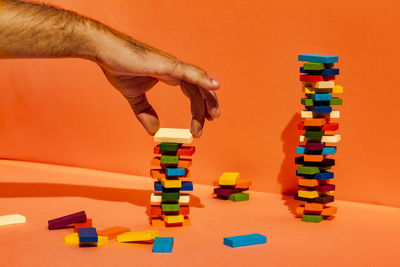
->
[330, 98, 343, 106]
[305, 130, 323, 139]
[301, 98, 314, 106]
[161, 192, 180, 201]
[161, 203, 180, 212]
[297, 166, 320, 175]
[303, 62, 325, 71]
[302, 214, 323, 223]
[160, 155, 179, 164]
[160, 142, 179, 152]
[228, 192, 249, 202]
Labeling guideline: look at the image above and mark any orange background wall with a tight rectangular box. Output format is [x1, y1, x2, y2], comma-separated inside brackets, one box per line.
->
[1, 0, 399, 207]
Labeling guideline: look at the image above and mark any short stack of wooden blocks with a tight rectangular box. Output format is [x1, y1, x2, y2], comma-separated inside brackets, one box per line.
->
[150, 128, 195, 227]
[212, 172, 252, 202]
[295, 54, 342, 222]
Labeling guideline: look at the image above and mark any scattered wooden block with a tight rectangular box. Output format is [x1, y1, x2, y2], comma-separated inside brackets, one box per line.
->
[48, 211, 87, 230]
[0, 214, 26, 226]
[97, 226, 130, 240]
[78, 227, 98, 243]
[162, 215, 184, 224]
[228, 192, 249, 202]
[74, 218, 93, 233]
[153, 237, 174, 253]
[223, 233, 267, 248]
[117, 230, 159, 243]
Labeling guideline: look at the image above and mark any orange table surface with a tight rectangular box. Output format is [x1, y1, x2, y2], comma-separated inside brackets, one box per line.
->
[0, 159, 399, 267]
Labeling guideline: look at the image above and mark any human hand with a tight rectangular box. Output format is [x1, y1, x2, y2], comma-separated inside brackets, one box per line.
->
[94, 31, 220, 137]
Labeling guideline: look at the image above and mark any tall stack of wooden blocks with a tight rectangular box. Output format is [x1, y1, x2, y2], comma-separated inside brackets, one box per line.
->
[295, 54, 342, 223]
[149, 128, 194, 227]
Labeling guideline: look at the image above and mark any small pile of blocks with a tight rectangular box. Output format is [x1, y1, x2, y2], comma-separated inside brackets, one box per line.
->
[295, 54, 342, 223]
[150, 128, 195, 227]
[212, 172, 252, 202]
[48, 211, 174, 252]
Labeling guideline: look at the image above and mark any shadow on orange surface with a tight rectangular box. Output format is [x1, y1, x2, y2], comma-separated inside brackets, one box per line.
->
[278, 113, 302, 216]
[0, 182, 205, 209]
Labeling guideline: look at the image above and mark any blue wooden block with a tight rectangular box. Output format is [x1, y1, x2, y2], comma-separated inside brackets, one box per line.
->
[298, 54, 338, 63]
[78, 227, 98, 243]
[296, 171, 334, 180]
[300, 67, 339, 76]
[296, 146, 337, 155]
[165, 168, 186, 176]
[153, 237, 173, 253]
[223, 233, 267, 248]
[154, 182, 163, 191]
[181, 181, 193, 191]
[312, 106, 332, 113]
[311, 94, 332, 101]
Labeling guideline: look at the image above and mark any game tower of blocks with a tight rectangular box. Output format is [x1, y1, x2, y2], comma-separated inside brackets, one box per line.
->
[295, 54, 342, 223]
[149, 128, 195, 227]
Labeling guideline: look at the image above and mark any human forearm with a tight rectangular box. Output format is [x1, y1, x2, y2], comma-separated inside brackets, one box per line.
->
[0, 0, 101, 60]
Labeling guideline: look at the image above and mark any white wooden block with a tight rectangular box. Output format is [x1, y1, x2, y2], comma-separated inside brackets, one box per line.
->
[301, 110, 340, 119]
[300, 135, 341, 143]
[150, 193, 190, 204]
[302, 81, 335, 89]
[154, 128, 193, 144]
[0, 214, 26, 226]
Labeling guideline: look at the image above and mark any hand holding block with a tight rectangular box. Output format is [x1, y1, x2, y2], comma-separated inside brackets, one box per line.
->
[154, 128, 193, 144]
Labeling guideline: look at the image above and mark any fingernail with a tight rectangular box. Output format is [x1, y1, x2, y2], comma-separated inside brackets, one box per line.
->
[211, 79, 219, 87]
[215, 107, 220, 117]
[197, 129, 203, 137]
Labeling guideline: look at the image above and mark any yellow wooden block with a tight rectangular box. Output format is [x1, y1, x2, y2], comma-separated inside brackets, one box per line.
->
[298, 190, 319, 199]
[325, 190, 335, 196]
[163, 215, 184, 224]
[154, 128, 193, 144]
[65, 233, 79, 245]
[332, 85, 343, 93]
[117, 230, 159, 243]
[218, 172, 240, 186]
[65, 233, 108, 247]
[159, 177, 182, 188]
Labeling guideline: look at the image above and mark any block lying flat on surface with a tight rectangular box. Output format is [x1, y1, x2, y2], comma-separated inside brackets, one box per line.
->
[223, 233, 267, 248]
[218, 172, 240, 186]
[97, 226, 130, 240]
[78, 227, 98, 243]
[117, 230, 159, 243]
[154, 128, 193, 144]
[214, 188, 240, 197]
[302, 214, 323, 223]
[65, 232, 107, 247]
[300, 134, 341, 143]
[298, 54, 338, 63]
[228, 192, 249, 202]
[74, 218, 93, 232]
[301, 110, 340, 119]
[0, 214, 26, 226]
[48, 211, 86, 230]
[153, 237, 174, 253]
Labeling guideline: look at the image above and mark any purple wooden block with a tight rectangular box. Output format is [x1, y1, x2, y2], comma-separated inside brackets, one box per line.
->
[316, 184, 336, 192]
[48, 211, 87, 230]
[214, 188, 239, 197]
[305, 142, 324, 151]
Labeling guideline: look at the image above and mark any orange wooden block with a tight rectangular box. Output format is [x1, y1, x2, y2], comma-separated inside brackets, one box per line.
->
[304, 118, 329, 127]
[150, 169, 190, 179]
[304, 155, 325, 162]
[295, 206, 305, 217]
[97, 226, 130, 239]
[304, 203, 324, 214]
[150, 218, 165, 227]
[236, 179, 252, 189]
[321, 206, 337, 216]
[183, 219, 191, 226]
[151, 157, 192, 168]
[298, 178, 318, 187]
[74, 218, 92, 232]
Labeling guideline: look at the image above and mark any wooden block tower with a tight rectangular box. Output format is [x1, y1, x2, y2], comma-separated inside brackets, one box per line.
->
[149, 128, 195, 227]
[295, 54, 342, 222]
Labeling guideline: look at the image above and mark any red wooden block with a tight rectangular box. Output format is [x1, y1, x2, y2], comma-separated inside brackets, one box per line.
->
[154, 145, 195, 156]
[74, 218, 92, 232]
[298, 122, 305, 130]
[300, 74, 323, 82]
[322, 123, 339, 131]
[150, 205, 190, 216]
[323, 75, 336, 81]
